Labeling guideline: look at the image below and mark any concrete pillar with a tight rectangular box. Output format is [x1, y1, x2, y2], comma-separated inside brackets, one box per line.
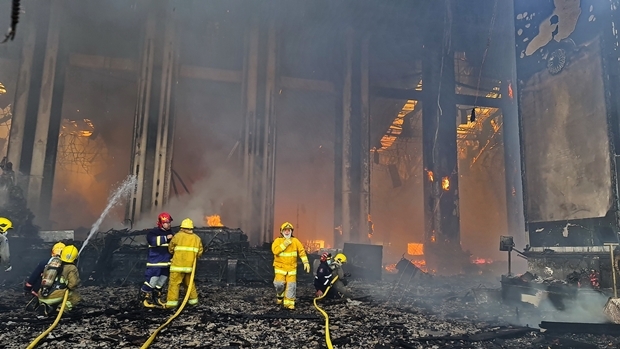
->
[27, 0, 62, 221]
[359, 36, 371, 243]
[339, 28, 365, 245]
[7, 8, 36, 175]
[421, 0, 460, 273]
[260, 20, 278, 243]
[501, 0, 526, 248]
[241, 14, 278, 244]
[241, 16, 260, 242]
[150, 8, 177, 215]
[127, 11, 156, 224]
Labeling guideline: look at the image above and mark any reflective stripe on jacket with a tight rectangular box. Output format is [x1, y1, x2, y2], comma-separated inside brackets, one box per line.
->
[168, 229, 204, 273]
[146, 227, 173, 267]
[272, 237, 308, 272]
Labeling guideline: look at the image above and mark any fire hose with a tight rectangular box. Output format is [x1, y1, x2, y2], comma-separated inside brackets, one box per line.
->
[26, 290, 69, 349]
[140, 258, 197, 349]
[312, 275, 339, 349]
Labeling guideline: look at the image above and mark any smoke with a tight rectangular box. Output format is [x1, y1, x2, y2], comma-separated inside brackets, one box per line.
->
[132, 165, 245, 230]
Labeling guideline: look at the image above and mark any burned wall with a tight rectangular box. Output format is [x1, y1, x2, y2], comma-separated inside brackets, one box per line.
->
[515, 0, 617, 243]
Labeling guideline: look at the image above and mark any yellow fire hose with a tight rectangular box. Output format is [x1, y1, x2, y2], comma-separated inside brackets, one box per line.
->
[26, 290, 70, 349]
[312, 275, 339, 349]
[140, 258, 197, 349]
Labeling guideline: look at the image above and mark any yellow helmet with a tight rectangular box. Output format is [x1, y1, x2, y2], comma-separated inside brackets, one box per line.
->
[0, 217, 13, 234]
[180, 218, 194, 230]
[51, 242, 66, 256]
[280, 222, 294, 232]
[60, 245, 79, 263]
[334, 253, 347, 264]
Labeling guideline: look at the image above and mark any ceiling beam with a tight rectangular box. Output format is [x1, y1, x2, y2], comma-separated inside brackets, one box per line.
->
[372, 86, 504, 109]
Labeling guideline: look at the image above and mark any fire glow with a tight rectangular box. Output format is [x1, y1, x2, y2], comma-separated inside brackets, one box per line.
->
[441, 176, 450, 191]
[205, 215, 223, 227]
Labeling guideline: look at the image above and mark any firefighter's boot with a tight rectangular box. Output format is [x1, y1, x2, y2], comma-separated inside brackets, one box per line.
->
[142, 291, 157, 308]
[152, 288, 166, 307]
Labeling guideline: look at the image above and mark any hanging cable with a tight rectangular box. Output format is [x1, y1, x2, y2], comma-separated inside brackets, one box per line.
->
[2, 0, 20, 43]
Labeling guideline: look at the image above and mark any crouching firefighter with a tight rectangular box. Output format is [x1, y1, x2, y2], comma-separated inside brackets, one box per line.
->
[272, 222, 310, 310]
[166, 218, 203, 309]
[315, 253, 350, 299]
[35, 245, 81, 316]
[141, 212, 174, 308]
[24, 242, 66, 298]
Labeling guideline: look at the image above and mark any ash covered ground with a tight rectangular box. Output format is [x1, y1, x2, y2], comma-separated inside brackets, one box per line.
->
[0, 273, 618, 349]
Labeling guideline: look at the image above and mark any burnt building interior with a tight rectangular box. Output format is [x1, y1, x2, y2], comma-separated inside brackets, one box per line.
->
[0, 0, 522, 269]
[3, 0, 620, 347]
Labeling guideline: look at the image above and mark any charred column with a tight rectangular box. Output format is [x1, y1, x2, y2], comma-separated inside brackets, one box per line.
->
[128, 4, 177, 224]
[421, 0, 461, 272]
[241, 12, 278, 244]
[150, 7, 177, 216]
[338, 28, 368, 245]
[26, 0, 62, 224]
[128, 10, 156, 224]
[7, 6, 37, 181]
[499, 0, 525, 245]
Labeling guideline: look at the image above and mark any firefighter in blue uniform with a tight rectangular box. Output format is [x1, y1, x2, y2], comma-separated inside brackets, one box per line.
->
[141, 212, 174, 307]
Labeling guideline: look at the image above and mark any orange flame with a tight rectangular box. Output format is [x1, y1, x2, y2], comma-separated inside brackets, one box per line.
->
[427, 170, 434, 182]
[441, 177, 450, 191]
[508, 82, 514, 99]
[205, 215, 223, 227]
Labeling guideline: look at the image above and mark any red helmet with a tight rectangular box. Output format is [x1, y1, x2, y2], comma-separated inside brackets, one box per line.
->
[320, 252, 331, 262]
[157, 212, 173, 229]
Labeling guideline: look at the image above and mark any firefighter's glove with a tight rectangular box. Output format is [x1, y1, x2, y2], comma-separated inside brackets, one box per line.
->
[304, 263, 310, 273]
[24, 284, 32, 296]
[4, 265, 11, 272]
[344, 272, 351, 278]
[283, 239, 292, 247]
[315, 290, 323, 298]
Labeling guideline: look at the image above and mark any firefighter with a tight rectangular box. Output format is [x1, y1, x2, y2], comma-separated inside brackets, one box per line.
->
[315, 253, 350, 299]
[0, 217, 12, 272]
[141, 212, 174, 308]
[24, 242, 66, 297]
[272, 222, 310, 310]
[37, 245, 81, 315]
[166, 218, 203, 308]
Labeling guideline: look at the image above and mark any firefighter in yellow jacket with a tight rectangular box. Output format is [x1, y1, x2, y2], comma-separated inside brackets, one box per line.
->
[272, 222, 310, 310]
[166, 218, 203, 308]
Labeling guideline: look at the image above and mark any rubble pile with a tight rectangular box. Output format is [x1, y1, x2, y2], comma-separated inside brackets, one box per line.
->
[1, 273, 620, 348]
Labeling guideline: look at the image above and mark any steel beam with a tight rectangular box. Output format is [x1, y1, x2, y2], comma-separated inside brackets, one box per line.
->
[7, 10, 36, 174]
[27, 0, 61, 220]
[373, 86, 503, 109]
[67, 53, 336, 94]
[150, 9, 177, 215]
[127, 12, 156, 224]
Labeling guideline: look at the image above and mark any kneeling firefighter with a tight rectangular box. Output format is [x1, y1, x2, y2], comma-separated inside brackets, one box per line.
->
[315, 253, 350, 299]
[272, 222, 310, 310]
[24, 242, 66, 297]
[36, 245, 81, 315]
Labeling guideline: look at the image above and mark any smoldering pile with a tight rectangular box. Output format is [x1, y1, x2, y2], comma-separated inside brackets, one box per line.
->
[1, 273, 619, 349]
